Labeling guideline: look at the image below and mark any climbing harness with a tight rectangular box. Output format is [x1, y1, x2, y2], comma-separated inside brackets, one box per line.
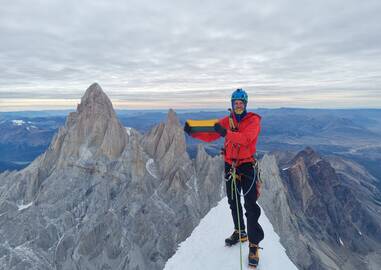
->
[226, 159, 262, 198]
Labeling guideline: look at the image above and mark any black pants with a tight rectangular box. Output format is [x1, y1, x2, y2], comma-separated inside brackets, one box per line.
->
[225, 162, 264, 245]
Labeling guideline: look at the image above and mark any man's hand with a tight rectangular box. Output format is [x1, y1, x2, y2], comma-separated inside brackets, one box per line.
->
[214, 123, 227, 137]
[184, 122, 191, 135]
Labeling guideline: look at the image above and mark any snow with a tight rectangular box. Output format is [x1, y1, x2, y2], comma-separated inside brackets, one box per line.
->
[12, 120, 25, 126]
[164, 197, 298, 270]
[79, 145, 93, 160]
[125, 127, 132, 136]
[18, 201, 33, 211]
[25, 124, 37, 131]
[146, 158, 159, 179]
[339, 237, 344, 246]
[282, 167, 289, 171]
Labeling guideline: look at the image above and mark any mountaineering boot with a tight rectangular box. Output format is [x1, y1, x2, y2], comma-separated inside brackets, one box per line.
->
[225, 230, 248, 246]
[248, 242, 260, 268]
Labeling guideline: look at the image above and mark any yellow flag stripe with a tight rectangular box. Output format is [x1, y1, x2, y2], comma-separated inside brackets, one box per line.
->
[186, 119, 219, 127]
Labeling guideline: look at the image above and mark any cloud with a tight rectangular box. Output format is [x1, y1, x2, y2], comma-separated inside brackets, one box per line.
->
[0, 0, 380, 110]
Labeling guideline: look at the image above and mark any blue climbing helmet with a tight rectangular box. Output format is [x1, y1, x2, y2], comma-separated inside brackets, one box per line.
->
[231, 88, 248, 106]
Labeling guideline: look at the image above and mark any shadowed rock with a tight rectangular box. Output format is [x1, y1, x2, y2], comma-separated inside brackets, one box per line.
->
[259, 147, 381, 270]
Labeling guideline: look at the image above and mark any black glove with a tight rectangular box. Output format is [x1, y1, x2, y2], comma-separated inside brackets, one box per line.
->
[184, 122, 191, 135]
[214, 123, 227, 137]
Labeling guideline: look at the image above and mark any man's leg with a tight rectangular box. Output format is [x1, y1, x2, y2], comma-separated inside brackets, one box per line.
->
[239, 163, 264, 245]
[225, 162, 245, 232]
[239, 162, 264, 267]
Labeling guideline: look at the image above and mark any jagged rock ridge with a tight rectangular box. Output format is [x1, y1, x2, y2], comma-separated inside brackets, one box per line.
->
[259, 147, 381, 270]
[0, 83, 224, 270]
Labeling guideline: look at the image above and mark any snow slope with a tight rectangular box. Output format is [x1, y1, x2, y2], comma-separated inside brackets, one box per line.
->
[164, 197, 298, 270]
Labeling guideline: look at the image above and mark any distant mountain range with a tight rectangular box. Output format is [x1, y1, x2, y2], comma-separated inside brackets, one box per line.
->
[1, 107, 380, 190]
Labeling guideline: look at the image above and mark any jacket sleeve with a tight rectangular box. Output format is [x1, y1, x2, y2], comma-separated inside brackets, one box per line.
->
[225, 116, 260, 146]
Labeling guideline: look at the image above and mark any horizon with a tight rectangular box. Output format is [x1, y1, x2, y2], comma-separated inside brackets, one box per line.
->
[1, 105, 381, 114]
[1, 0, 381, 110]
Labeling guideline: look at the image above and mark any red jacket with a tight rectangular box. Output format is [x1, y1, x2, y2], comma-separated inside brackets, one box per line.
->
[191, 112, 261, 165]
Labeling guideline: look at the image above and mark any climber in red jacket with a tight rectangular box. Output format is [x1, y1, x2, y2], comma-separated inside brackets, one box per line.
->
[184, 88, 264, 268]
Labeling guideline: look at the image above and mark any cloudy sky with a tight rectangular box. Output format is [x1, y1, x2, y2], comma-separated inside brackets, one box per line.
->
[0, 0, 380, 111]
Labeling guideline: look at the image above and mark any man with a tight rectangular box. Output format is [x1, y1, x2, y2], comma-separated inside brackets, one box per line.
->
[184, 88, 264, 268]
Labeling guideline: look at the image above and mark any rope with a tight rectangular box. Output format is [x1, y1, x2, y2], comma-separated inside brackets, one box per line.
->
[226, 166, 257, 197]
[230, 163, 243, 270]
[241, 169, 256, 197]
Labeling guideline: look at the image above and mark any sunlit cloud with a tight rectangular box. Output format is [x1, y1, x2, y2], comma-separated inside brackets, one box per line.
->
[0, 99, 79, 111]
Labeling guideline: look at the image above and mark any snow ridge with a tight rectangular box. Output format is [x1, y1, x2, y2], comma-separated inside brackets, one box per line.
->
[146, 158, 159, 179]
[164, 197, 298, 270]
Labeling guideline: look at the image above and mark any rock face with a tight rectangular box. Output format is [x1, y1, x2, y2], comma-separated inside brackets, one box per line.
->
[0, 84, 224, 270]
[45, 82, 128, 168]
[259, 147, 381, 270]
[141, 109, 189, 178]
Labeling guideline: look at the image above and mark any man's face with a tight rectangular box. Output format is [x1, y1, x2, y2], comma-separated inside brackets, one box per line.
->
[234, 100, 245, 112]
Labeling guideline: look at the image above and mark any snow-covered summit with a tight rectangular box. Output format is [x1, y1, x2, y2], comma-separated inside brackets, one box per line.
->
[164, 197, 298, 270]
[12, 119, 25, 125]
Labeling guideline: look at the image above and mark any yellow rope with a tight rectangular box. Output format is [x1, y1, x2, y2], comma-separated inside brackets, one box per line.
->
[231, 164, 243, 270]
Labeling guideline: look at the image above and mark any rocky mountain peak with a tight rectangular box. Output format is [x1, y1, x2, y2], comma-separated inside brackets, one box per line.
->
[286, 147, 339, 208]
[141, 109, 188, 178]
[37, 83, 128, 173]
[76, 82, 115, 119]
[82, 82, 106, 101]
[166, 108, 181, 128]
[292, 146, 322, 168]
